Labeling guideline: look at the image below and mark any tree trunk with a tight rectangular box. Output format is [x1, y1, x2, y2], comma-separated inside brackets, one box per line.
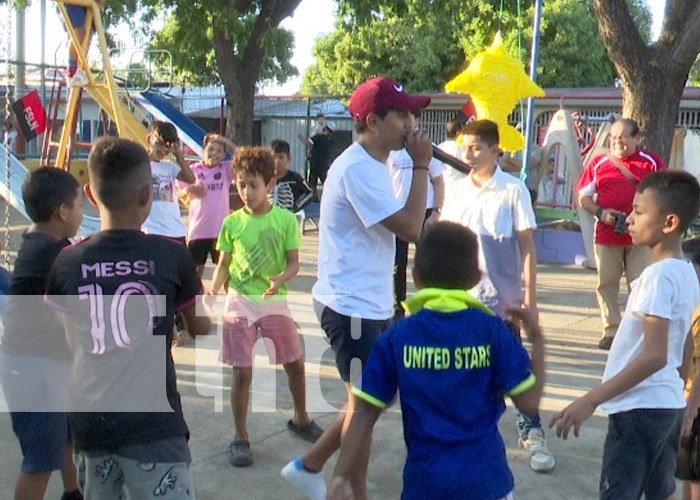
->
[213, 26, 262, 146]
[210, 0, 304, 146]
[620, 55, 687, 163]
[592, 0, 700, 165]
[224, 76, 258, 146]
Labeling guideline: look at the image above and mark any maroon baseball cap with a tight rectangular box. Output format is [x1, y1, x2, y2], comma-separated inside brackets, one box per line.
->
[348, 77, 431, 122]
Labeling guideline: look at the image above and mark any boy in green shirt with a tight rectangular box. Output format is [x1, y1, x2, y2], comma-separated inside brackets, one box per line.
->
[207, 147, 323, 468]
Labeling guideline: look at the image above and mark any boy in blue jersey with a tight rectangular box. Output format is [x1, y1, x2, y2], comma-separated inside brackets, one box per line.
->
[327, 221, 545, 500]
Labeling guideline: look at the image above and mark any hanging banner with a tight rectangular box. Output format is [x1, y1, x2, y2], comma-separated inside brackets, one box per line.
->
[12, 90, 47, 141]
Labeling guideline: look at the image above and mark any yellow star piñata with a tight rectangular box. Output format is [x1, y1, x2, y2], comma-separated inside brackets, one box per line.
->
[446, 32, 545, 153]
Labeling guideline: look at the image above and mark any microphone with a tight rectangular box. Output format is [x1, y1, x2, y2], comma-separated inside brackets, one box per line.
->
[432, 144, 471, 174]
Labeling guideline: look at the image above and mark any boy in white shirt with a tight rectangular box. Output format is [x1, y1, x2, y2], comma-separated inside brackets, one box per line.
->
[550, 170, 700, 500]
[141, 121, 196, 344]
[441, 119, 554, 473]
[142, 121, 195, 240]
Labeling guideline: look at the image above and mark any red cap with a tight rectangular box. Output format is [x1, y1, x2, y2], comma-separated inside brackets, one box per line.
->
[348, 77, 431, 122]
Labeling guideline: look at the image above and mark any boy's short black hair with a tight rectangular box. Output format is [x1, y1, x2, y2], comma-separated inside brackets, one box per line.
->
[270, 139, 291, 157]
[445, 118, 464, 140]
[88, 136, 151, 211]
[233, 146, 275, 185]
[459, 119, 499, 147]
[682, 236, 700, 267]
[637, 170, 700, 233]
[22, 167, 79, 223]
[148, 121, 178, 146]
[415, 222, 481, 290]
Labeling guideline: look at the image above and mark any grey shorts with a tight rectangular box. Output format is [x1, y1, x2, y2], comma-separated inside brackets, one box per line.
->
[76, 438, 194, 500]
[600, 408, 683, 500]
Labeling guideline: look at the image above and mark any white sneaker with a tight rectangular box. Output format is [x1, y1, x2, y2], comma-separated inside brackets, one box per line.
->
[280, 457, 326, 500]
[67, 70, 90, 87]
[520, 428, 555, 472]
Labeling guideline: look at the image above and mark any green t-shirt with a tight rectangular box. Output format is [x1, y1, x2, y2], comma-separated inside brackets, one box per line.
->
[216, 205, 301, 297]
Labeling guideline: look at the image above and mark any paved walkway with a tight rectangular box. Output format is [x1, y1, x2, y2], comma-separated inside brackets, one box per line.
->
[0, 208, 663, 499]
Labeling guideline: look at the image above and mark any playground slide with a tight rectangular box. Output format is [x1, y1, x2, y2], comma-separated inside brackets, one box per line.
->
[0, 144, 100, 238]
[85, 86, 150, 150]
[133, 91, 205, 157]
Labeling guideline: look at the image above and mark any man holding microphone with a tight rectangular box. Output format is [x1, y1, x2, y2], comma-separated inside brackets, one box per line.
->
[282, 76, 433, 500]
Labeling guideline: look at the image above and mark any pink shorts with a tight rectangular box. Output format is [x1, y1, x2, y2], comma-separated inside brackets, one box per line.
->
[219, 293, 302, 368]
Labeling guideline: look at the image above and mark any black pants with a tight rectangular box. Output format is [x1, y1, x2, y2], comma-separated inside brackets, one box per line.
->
[393, 208, 433, 319]
[307, 165, 328, 193]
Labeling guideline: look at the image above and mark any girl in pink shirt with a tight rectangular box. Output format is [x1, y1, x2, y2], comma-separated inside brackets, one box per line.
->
[181, 134, 237, 276]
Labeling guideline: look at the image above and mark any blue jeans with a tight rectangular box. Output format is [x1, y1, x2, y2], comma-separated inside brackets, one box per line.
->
[516, 409, 542, 439]
[600, 408, 682, 500]
[505, 319, 544, 439]
[0, 266, 11, 318]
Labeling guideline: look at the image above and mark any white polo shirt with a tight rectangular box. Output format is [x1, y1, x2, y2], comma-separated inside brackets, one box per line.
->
[437, 139, 468, 203]
[441, 166, 536, 316]
[312, 142, 403, 319]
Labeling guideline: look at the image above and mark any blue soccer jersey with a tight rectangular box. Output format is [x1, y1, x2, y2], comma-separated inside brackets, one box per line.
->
[353, 288, 535, 500]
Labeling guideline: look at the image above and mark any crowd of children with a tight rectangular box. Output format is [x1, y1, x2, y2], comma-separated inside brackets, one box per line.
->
[1, 77, 700, 500]
[0, 117, 328, 499]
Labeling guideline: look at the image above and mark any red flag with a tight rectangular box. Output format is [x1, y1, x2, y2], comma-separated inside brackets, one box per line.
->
[12, 90, 47, 141]
[461, 98, 477, 123]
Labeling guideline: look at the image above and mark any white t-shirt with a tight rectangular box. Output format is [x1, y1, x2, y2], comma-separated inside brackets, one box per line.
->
[142, 160, 186, 238]
[440, 167, 537, 317]
[601, 258, 700, 414]
[387, 149, 444, 208]
[312, 142, 403, 319]
[437, 139, 467, 202]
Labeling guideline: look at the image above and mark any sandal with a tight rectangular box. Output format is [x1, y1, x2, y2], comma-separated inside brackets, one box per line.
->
[228, 439, 253, 467]
[597, 336, 614, 350]
[287, 420, 324, 443]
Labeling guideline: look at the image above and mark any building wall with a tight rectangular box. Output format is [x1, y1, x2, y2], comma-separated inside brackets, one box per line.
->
[258, 117, 355, 177]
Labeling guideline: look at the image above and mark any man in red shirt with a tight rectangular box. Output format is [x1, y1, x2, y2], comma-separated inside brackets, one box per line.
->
[575, 118, 665, 350]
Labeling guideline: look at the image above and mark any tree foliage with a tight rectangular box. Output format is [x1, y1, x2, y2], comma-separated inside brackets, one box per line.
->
[302, 0, 651, 95]
[689, 55, 700, 86]
[148, 3, 297, 88]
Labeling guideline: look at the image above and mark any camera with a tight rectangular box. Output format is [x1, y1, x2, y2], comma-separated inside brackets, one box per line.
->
[677, 435, 700, 481]
[677, 436, 695, 479]
[611, 212, 627, 235]
[677, 409, 700, 481]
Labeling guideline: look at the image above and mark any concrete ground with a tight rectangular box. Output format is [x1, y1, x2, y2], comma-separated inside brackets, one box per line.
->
[0, 206, 667, 499]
